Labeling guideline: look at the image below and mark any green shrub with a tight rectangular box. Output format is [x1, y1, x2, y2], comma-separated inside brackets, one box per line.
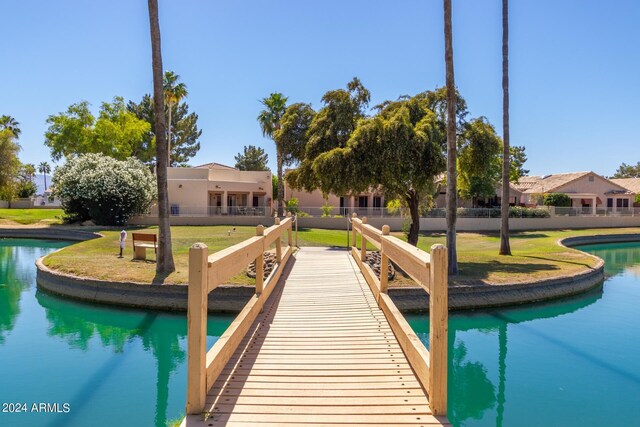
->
[321, 202, 334, 217]
[285, 197, 299, 214]
[53, 153, 156, 225]
[509, 206, 550, 218]
[543, 193, 571, 207]
[17, 181, 37, 198]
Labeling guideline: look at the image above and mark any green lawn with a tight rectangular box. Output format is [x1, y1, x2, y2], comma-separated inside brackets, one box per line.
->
[42, 224, 640, 287]
[0, 208, 64, 225]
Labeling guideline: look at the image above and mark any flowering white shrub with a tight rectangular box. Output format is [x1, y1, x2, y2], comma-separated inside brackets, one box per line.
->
[53, 154, 157, 225]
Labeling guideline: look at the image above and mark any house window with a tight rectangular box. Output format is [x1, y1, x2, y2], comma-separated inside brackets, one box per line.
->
[358, 196, 368, 208]
[253, 196, 259, 207]
[339, 197, 346, 215]
[607, 198, 613, 208]
[617, 199, 623, 208]
[373, 196, 382, 209]
[623, 199, 629, 208]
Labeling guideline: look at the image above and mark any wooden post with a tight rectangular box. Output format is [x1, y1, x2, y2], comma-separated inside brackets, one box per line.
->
[274, 217, 282, 263]
[286, 213, 293, 247]
[360, 217, 368, 261]
[255, 225, 264, 294]
[186, 243, 208, 414]
[295, 214, 298, 248]
[351, 213, 357, 248]
[429, 244, 448, 416]
[379, 225, 390, 293]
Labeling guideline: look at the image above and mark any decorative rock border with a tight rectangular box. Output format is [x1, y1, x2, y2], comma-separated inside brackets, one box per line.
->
[6, 226, 640, 313]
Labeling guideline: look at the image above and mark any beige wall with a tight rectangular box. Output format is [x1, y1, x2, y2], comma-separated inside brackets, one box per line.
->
[553, 174, 634, 209]
[166, 167, 273, 215]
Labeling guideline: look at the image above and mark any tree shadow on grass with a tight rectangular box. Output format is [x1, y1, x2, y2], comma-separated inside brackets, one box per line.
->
[522, 255, 594, 269]
[458, 260, 560, 281]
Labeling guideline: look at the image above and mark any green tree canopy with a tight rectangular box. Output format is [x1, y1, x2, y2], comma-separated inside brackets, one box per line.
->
[234, 145, 269, 171]
[457, 118, 502, 204]
[0, 115, 21, 139]
[257, 92, 289, 216]
[127, 94, 202, 166]
[611, 162, 640, 178]
[302, 89, 447, 245]
[0, 130, 21, 200]
[286, 78, 370, 192]
[509, 145, 529, 182]
[44, 97, 150, 162]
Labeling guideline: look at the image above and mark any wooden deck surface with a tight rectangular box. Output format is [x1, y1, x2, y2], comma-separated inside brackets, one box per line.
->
[185, 247, 451, 426]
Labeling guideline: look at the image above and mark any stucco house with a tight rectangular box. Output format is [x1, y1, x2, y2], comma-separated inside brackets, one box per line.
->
[166, 163, 272, 216]
[610, 178, 640, 206]
[513, 172, 635, 213]
[284, 180, 386, 217]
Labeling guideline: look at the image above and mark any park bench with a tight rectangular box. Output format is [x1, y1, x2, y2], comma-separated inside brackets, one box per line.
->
[132, 233, 157, 261]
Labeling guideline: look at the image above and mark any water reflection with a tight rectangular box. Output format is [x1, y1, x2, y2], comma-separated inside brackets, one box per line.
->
[408, 287, 603, 426]
[36, 291, 187, 427]
[580, 242, 640, 277]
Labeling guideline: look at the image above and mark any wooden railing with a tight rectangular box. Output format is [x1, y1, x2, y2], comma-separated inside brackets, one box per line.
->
[186, 215, 294, 414]
[351, 214, 449, 415]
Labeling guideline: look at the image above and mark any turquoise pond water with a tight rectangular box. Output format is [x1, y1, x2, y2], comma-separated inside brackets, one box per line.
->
[406, 241, 640, 427]
[1, 239, 640, 426]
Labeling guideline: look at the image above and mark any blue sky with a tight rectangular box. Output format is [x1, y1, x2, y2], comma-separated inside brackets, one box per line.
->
[3, 0, 639, 177]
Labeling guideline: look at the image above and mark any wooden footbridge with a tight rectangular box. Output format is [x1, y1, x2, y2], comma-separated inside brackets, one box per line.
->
[182, 215, 450, 426]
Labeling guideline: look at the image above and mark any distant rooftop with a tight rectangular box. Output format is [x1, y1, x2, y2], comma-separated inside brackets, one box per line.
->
[194, 162, 237, 171]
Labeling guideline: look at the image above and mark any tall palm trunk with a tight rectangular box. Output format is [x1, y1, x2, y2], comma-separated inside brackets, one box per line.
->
[277, 153, 284, 217]
[167, 103, 172, 166]
[148, 0, 175, 274]
[44, 174, 47, 191]
[499, 0, 512, 255]
[444, 0, 458, 275]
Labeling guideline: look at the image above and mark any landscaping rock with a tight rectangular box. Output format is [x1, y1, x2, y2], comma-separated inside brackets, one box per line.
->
[365, 251, 395, 281]
[247, 252, 278, 278]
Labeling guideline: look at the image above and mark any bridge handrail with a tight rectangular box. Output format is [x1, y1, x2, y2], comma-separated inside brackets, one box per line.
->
[186, 215, 294, 415]
[350, 213, 448, 416]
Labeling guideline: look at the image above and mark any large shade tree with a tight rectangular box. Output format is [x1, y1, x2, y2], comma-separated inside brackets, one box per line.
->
[44, 98, 150, 162]
[163, 71, 188, 166]
[257, 93, 288, 216]
[286, 78, 370, 192]
[147, 0, 174, 274]
[444, 0, 459, 274]
[312, 93, 447, 245]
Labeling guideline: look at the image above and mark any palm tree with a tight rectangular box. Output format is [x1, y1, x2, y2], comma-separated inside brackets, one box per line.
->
[163, 71, 188, 166]
[444, 0, 459, 275]
[499, 0, 512, 256]
[38, 162, 51, 191]
[257, 93, 288, 216]
[147, 0, 175, 274]
[0, 115, 21, 138]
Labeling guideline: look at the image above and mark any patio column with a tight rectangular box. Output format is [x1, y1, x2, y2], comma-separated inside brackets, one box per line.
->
[592, 197, 597, 215]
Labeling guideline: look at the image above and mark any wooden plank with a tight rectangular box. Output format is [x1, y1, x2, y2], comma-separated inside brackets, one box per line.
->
[208, 236, 264, 291]
[379, 293, 431, 398]
[381, 235, 430, 290]
[428, 244, 448, 416]
[186, 413, 448, 425]
[186, 243, 208, 414]
[362, 223, 382, 249]
[263, 217, 291, 247]
[203, 403, 431, 416]
[207, 386, 425, 397]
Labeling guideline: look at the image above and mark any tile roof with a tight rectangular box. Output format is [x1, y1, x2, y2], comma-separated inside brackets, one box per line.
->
[611, 178, 640, 194]
[514, 172, 592, 194]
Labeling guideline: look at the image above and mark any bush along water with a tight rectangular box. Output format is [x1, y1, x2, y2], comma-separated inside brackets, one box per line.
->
[53, 153, 157, 225]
